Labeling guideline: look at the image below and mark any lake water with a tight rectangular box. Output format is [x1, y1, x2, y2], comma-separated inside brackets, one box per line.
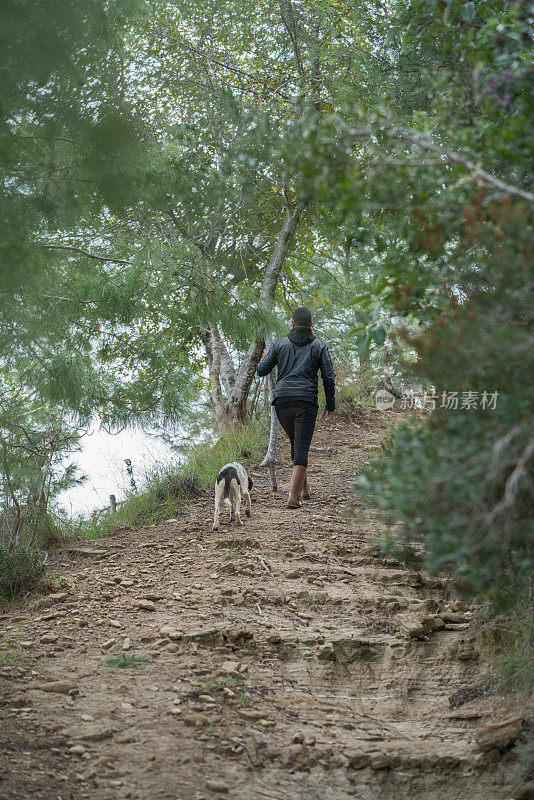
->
[58, 422, 178, 518]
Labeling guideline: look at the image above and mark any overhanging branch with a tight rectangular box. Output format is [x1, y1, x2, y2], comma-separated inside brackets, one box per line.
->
[348, 126, 534, 204]
[42, 244, 132, 264]
[393, 129, 534, 204]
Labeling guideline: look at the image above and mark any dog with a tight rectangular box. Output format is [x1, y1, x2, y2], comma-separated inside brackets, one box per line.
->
[212, 462, 253, 531]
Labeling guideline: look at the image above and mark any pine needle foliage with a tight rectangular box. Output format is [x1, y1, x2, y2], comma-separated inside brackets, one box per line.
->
[0, 0, 150, 294]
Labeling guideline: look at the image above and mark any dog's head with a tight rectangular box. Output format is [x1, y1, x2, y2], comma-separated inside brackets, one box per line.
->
[247, 474, 254, 491]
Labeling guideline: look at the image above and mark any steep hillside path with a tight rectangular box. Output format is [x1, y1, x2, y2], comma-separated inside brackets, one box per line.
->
[0, 406, 524, 800]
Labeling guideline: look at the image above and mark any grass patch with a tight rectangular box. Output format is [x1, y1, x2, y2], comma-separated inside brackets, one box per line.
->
[477, 611, 534, 692]
[30, 511, 66, 550]
[83, 418, 267, 536]
[335, 367, 378, 405]
[474, 577, 534, 693]
[105, 653, 149, 669]
[181, 418, 267, 486]
[0, 637, 30, 666]
[0, 543, 46, 605]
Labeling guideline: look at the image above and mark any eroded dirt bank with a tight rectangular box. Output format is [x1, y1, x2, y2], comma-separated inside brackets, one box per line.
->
[0, 406, 528, 800]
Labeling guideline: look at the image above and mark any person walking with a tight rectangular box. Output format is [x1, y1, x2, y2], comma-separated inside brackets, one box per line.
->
[256, 307, 336, 508]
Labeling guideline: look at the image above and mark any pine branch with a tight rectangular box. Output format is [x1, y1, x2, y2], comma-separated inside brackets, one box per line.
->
[165, 35, 294, 101]
[42, 244, 132, 264]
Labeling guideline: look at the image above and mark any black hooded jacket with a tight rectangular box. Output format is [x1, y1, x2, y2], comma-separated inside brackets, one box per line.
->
[256, 327, 336, 410]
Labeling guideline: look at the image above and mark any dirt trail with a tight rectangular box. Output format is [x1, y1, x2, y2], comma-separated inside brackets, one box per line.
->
[0, 406, 525, 800]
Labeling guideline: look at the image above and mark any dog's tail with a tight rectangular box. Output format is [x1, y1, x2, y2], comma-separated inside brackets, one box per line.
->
[218, 466, 240, 508]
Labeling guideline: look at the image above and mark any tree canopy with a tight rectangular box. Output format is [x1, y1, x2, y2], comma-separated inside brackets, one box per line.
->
[1, 0, 532, 607]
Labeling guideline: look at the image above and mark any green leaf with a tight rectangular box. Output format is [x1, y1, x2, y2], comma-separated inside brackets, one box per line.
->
[346, 294, 370, 307]
[460, 2, 475, 22]
[443, 3, 455, 25]
[357, 333, 371, 356]
[371, 326, 386, 346]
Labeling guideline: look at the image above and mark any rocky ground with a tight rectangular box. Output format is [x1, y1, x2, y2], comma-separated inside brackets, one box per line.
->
[0, 405, 530, 800]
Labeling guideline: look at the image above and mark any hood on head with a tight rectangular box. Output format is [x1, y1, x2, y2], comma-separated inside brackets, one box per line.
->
[288, 326, 315, 346]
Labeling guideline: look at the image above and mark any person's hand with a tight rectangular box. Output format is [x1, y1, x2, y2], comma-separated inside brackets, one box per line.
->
[322, 409, 335, 422]
[262, 348, 268, 357]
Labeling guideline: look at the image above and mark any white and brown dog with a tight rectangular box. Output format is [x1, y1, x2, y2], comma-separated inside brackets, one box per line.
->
[212, 462, 253, 531]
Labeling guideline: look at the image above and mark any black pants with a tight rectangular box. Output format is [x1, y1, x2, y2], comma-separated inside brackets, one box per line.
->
[275, 404, 318, 468]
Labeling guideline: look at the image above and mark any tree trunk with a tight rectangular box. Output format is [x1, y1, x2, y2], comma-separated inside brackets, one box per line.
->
[2, 444, 22, 546]
[208, 323, 230, 433]
[199, 326, 237, 397]
[200, 195, 303, 430]
[263, 373, 270, 418]
[219, 343, 237, 396]
[28, 426, 63, 548]
[260, 335, 279, 491]
[227, 200, 302, 421]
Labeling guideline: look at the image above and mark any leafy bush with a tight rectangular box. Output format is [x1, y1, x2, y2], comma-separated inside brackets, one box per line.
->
[359, 216, 533, 686]
[359, 224, 533, 596]
[0, 543, 46, 604]
[345, 0, 534, 689]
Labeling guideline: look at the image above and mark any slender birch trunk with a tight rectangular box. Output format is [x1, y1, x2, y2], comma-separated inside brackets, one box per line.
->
[260, 335, 279, 491]
[200, 192, 304, 430]
[200, 326, 237, 397]
[208, 323, 230, 433]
